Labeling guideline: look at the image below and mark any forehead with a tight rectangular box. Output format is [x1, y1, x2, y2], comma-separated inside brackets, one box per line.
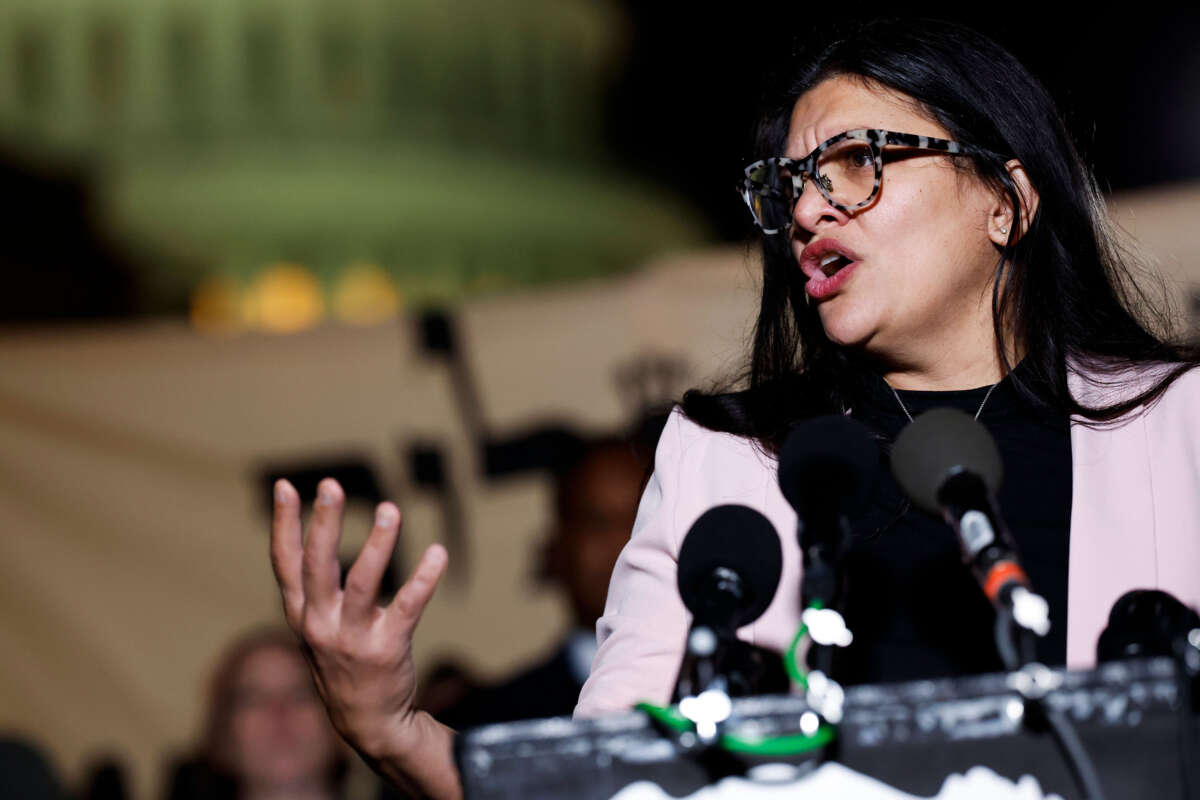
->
[563, 448, 643, 506]
[785, 75, 949, 158]
[235, 645, 307, 686]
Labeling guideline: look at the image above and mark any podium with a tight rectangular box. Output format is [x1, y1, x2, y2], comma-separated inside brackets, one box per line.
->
[455, 657, 1198, 799]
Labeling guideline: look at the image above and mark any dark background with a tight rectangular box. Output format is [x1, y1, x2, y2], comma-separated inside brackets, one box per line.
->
[607, 7, 1200, 240]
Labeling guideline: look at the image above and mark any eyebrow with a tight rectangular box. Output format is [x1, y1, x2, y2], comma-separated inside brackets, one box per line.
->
[789, 126, 871, 157]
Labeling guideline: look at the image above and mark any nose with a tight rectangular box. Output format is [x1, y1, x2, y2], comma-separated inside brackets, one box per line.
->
[266, 695, 295, 717]
[791, 174, 850, 236]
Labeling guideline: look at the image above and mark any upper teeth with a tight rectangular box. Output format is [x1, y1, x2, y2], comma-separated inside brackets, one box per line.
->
[819, 253, 844, 267]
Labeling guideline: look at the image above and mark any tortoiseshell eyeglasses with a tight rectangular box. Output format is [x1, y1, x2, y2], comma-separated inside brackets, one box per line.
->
[738, 128, 981, 235]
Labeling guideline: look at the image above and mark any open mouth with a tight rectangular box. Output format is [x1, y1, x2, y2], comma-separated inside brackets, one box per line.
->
[798, 239, 861, 290]
[818, 253, 854, 277]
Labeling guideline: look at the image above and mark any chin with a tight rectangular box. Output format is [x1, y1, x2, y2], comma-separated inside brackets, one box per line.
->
[816, 304, 877, 349]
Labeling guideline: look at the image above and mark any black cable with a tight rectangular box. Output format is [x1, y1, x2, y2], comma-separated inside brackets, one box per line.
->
[1176, 663, 1196, 800]
[996, 607, 1107, 800]
[1018, 627, 1038, 668]
[994, 607, 1020, 672]
[1041, 706, 1107, 800]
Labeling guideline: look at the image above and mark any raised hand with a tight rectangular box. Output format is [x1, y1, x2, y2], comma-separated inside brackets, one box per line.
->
[270, 477, 461, 799]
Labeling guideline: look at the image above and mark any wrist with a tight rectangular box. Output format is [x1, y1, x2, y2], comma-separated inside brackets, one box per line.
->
[389, 708, 450, 760]
[371, 710, 461, 800]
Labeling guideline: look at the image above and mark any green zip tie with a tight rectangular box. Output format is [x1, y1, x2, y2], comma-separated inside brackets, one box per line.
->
[720, 723, 837, 756]
[635, 701, 693, 733]
[784, 598, 826, 691]
[635, 701, 837, 757]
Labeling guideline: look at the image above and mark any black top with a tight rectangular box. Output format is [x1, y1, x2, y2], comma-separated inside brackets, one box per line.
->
[829, 362, 1072, 685]
[435, 643, 585, 730]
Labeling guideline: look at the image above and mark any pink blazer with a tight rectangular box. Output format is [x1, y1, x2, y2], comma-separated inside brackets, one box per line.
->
[574, 365, 1200, 718]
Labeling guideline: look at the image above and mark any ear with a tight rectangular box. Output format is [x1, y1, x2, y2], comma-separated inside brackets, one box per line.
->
[988, 159, 1039, 246]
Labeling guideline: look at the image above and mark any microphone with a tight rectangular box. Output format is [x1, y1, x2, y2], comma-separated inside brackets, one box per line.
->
[890, 407, 1050, 639]
[672, 505, 783, 715]
[676, 504, 782, 637]
[1098, 589, 1200, 669]
[777, 415, 880, 607]
[1098, 590, 1200, 797]
[892, 409, 1117, 800]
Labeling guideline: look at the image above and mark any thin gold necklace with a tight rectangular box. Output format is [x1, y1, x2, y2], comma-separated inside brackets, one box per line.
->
[887, 379, 1001, 423]
[862, 378, 1001, 538]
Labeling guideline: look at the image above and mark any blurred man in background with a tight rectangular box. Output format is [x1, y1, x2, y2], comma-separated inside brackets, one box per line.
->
[0, 737, 67, 800]
[427, 429, 656, 728]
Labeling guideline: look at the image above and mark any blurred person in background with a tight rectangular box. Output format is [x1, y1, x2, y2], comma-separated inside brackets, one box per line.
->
[409, 659, 479, 723]
[0, 736, 67, 800]
[165, 627, 349, 800]
[429, 433, 652, 729]
[80, 755, 131, 800]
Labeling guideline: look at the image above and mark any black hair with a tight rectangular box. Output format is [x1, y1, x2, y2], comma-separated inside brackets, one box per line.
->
[683, 17, 1199, 455]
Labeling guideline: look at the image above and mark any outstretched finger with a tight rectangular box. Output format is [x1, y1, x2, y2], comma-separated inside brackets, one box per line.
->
[270, 479, 305, 627]
[343, 502, 403, 626]
[302, 477, 346, 614]
[388, 543, 448, 631]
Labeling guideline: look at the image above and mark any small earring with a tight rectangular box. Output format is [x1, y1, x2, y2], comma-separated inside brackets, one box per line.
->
[1000, 227, 1008, 234]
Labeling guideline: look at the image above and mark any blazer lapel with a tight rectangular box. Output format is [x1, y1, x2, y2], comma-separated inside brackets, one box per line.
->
[1065, 366, 1159, 667]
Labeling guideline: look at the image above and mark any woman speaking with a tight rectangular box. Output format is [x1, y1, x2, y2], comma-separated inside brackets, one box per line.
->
[268, 17, 1200, 799]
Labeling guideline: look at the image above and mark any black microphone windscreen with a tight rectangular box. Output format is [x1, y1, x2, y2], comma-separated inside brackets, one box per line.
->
[890, 407, 1003, 514]
[777, 415, 880, 517]
[1097, 589, 1200, 662]
[676, 505, 782, 628]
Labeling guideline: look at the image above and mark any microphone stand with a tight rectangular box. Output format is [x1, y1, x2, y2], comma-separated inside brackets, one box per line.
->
[793, 508, 855, 747]
[672, 568, 769, 743]
[936, 473, 1104, 799]
[798, 508, 852, 677]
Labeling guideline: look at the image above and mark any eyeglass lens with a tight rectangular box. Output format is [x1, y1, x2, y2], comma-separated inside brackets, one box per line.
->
[745, 140, 877, 229]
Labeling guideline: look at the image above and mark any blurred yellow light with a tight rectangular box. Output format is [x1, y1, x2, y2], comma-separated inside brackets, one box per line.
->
[245, 263, 326, 333]
[190, 276, 245, 334]
[332, 262, 401, 325]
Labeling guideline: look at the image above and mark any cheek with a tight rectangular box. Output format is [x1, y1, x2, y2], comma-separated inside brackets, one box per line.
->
[299, 705, 337, 746]
[230, 704, 334, 756]
[573, 537, 612, 580]
[862, 182, 986, 294]
[571, 533, 629, 598]
[228, 709, 270, 762]
[280, 703, 337, 755]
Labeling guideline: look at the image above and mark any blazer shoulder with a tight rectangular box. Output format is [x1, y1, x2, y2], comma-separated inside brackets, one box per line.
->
[661, 405, 777, 477]
[1140, 362, 1200, 433]
[1152, 361, 1200, 405]
[1067, 358, 1199, 410]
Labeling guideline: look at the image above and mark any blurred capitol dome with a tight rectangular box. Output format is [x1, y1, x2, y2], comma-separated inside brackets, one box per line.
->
[0, 0, 711, 329]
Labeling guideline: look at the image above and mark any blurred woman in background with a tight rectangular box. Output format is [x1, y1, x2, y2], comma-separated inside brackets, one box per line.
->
[167, 628, 346, 800]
